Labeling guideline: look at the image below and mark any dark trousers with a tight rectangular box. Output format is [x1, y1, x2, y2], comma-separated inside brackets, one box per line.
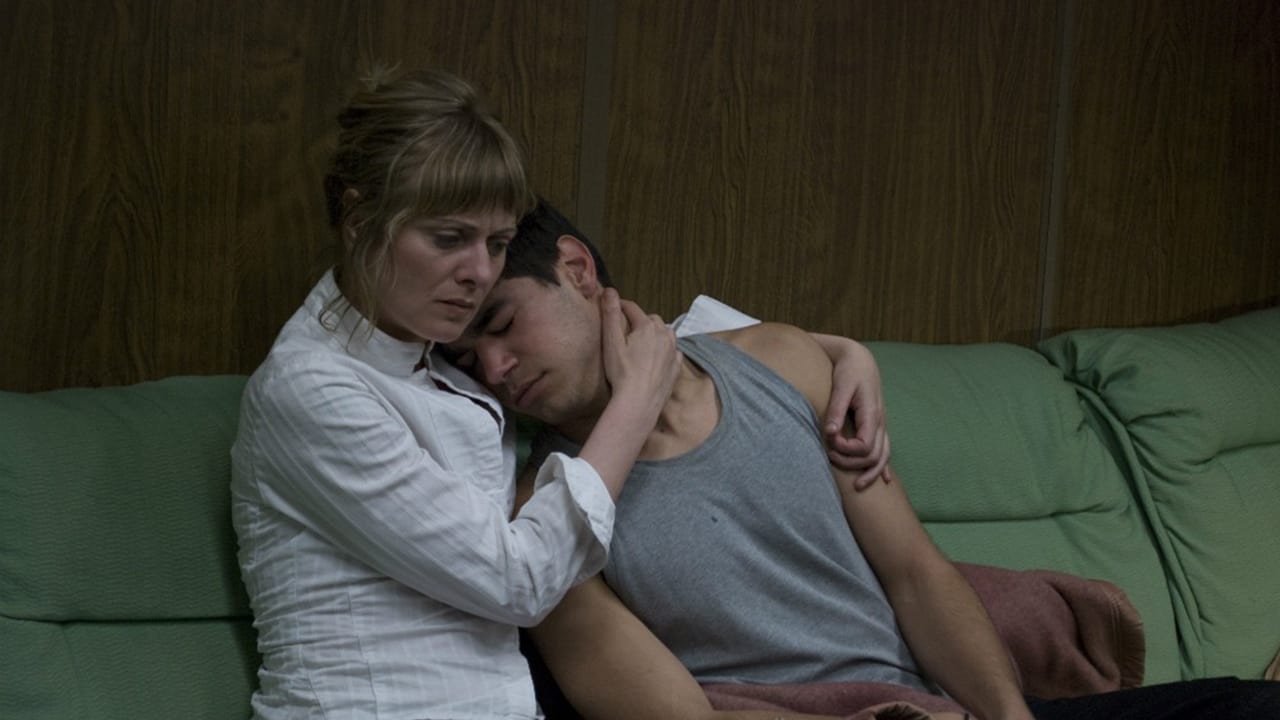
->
[1027, 677, 1280, 720]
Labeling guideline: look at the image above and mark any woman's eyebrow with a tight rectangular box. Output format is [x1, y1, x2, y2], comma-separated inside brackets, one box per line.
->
[419, 217, 517, 235]
[415, 218, 469, 231]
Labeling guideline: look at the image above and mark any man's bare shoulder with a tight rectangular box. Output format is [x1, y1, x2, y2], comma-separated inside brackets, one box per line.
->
[708, 323, 831, 407]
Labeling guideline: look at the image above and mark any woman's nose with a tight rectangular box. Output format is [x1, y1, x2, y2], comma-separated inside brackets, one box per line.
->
[458, 241, 500, 288]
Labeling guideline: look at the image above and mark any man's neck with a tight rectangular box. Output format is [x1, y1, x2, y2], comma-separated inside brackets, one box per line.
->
[557, 353, 718, 461]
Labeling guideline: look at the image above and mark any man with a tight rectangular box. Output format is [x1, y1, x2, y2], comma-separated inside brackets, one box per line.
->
[447, 203, 1280, 720]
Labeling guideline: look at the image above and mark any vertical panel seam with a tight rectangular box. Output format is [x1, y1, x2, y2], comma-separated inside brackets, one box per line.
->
[1037, 0, 1074, 343]
[576, 0, 616, 244]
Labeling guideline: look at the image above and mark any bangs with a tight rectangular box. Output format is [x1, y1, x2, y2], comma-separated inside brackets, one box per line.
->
[391, 114, 535, 222]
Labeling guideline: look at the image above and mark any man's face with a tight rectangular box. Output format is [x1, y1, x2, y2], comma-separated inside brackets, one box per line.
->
[450, 273, 610, 428]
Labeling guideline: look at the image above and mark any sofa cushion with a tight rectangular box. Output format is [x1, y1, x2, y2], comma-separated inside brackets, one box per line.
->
[1039, 306, 1280, 681]
[0, 615, 257, 720]
[869, 341, 1179, 683]
[0, 375, 250, 620]
[0, 375, 257, 720]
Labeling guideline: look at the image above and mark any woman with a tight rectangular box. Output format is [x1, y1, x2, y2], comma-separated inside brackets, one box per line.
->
[231, 67, 887, 719]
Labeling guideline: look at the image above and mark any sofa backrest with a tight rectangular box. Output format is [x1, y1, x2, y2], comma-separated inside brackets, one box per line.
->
[0, 375, 256, 720]
[1041, 306, 1280, 681]
[869, 340, 1180, 683]
[4, 309, 1274, 717]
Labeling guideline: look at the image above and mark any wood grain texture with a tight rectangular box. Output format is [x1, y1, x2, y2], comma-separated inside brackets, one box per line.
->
[1, 1, 244, 389]
[1, 0, 587, 392]
[601, 0, 1057, 344]
[4, 0, 1277, 392]
[232, 0, 589, 381]
[1054, 0, 1280, 333]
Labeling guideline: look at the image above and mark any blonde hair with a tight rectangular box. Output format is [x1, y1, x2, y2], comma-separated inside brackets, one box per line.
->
[321, 66, 536, 334]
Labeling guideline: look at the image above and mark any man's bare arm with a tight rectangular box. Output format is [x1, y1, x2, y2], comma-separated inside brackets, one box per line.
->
[516, 393, 833, 719]
[725, 323, 1033, 720]
[835, 468, 1032, 720]
[531, 576, 838, 720]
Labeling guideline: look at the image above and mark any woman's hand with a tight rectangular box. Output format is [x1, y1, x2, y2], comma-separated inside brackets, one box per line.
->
[576, 290, 681, 501]
[812, 333, 890, 489]
[600, 289, 681, 419]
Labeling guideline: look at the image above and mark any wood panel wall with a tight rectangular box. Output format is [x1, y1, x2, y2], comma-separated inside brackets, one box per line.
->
[2, 0, 1276, 393]
[1054, 0, 1280, 333]
[602, 0, 1056, 343]
[0, 0, 588, 392]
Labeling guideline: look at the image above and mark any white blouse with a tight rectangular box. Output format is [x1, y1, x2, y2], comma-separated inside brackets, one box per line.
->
[231, 271, 614, 719]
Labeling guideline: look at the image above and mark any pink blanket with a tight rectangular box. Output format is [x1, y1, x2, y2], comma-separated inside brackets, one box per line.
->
[703, 563, 1145, 719]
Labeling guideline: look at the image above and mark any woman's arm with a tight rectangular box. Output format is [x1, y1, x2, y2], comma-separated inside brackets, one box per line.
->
[241, 358, 610, 628]
[575, 291, 680, 501]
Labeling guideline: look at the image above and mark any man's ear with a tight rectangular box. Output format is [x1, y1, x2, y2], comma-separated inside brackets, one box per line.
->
[556, 235, 604, 298]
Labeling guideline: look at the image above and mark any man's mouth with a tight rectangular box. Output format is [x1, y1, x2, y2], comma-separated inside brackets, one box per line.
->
[510, 373, 544, 409]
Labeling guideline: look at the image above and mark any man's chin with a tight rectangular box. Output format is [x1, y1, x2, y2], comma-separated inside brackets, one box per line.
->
[526, 402, 589, 435]
[521, 403, 563, 427]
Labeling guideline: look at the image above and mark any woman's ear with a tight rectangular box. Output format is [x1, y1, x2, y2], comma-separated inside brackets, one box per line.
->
[556, 235, 603, 298]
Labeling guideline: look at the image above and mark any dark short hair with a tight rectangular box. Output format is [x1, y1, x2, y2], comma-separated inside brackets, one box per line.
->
[504, 199, 614, 288]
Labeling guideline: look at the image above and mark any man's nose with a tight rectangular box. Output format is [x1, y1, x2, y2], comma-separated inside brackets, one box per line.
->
[477, 343, 516, 389]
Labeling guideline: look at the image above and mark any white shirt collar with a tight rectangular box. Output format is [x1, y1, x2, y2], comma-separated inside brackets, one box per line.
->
[308, 270, 428, 379]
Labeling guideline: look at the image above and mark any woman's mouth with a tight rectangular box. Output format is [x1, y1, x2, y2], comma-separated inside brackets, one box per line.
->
[438, 298, 478, 319]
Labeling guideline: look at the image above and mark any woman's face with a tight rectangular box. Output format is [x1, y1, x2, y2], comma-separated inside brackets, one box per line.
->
[374, 209, 518, 345]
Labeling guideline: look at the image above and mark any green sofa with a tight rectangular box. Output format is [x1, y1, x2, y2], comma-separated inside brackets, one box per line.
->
[3, 308, 1278, 719]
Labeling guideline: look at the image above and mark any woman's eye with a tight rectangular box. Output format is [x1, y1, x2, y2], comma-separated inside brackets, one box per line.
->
[487, 237, 511, 257]
[433, 233, 464, 248]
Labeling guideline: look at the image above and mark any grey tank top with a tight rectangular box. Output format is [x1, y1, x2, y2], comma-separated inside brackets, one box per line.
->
[539, 334, 939, 690]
